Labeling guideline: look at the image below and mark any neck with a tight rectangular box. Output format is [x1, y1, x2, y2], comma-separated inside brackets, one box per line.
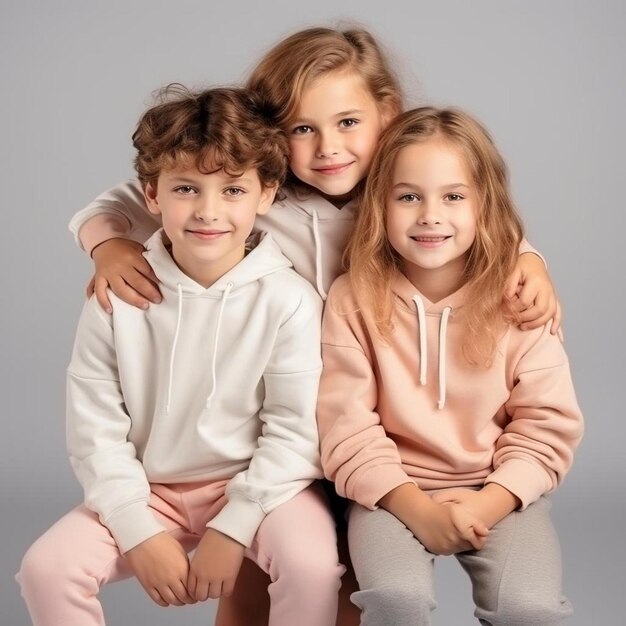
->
[169, 244, 245, 288]
[401, 257, 467, 303]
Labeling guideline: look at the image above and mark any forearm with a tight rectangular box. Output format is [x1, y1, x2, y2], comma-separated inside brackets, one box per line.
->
[377, 482, 435, 532]
[69, 180, 156, 254]
[518, 238, 546, 266]
[474, 483, 520, 528]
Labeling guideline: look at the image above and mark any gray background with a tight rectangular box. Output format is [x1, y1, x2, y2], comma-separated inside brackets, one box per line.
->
[2, 0, 624, 624]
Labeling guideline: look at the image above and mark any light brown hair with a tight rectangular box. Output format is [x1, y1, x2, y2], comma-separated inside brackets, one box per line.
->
[246, 27, 403, 190]
[133, 85, 288, 189]
[347, 107, 524, 366]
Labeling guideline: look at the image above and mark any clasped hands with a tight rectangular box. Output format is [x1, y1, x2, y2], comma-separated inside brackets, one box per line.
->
[408, 489, 495, 556]
[124, 527, 245, 607]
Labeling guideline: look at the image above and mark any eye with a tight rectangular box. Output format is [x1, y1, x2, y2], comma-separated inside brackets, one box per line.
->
[291, 125, 313, 135]
[224, 187, 245, 197]
[445, 193, 464, 201]
[173, 185, 196, 195]
[398, 193, 420, 202]
[339, 118, 359, 129]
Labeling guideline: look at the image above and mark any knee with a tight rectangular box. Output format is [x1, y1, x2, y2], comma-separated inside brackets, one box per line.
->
[352, 584, 435, 623]
[491, 591, 570, 626]
[296, 551, 345, 593]
[17, 539, 63, 596]
[275, 545, 344, 597]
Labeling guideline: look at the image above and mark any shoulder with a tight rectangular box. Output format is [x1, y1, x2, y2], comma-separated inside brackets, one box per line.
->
[260, 267, 323, 318]
[502, 322, 568, 373]
[326, 274, 360, 315]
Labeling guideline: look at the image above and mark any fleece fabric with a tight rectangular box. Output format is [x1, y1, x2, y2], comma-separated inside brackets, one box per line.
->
[317, 272, 583, 511]
[67, 229, 323, 552]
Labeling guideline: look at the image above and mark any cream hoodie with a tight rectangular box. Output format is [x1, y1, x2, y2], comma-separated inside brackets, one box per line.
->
[318, 273, 583, 511]
[67, 229, 323, 553]
[69, 180, 358, 299]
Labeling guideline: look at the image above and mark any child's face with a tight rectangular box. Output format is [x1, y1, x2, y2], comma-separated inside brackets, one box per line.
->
[145, 165, 275, 287]
[288, 71, 386, 204]
[386, 138, 477, 294]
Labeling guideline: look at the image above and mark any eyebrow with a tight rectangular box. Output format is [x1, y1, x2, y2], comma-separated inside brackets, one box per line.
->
[166, 175, 255, 186]
[391, 182, 470, 190]
[335, 109, 365, 117]
[290, 109, 366, 125]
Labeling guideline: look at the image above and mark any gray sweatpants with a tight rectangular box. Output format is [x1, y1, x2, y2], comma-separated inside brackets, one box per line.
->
[348, 497, 572, 625]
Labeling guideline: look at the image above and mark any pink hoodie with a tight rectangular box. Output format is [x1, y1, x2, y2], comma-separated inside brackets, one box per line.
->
[317, 272, 583, 511]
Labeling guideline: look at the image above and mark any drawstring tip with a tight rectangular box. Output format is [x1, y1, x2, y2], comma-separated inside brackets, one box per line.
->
[437, 400, 445, 410]
[420, 375, 426, 386]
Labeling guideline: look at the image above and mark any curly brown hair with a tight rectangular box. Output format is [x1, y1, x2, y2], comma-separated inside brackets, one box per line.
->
[133, 84, 288, 189]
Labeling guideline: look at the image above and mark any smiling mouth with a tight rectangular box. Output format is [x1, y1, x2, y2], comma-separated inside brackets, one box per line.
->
[411, 236, 450, 242]
[313, 163, 353, 175]
[187, 230, 229, 240]
[410, 235, 451, 248]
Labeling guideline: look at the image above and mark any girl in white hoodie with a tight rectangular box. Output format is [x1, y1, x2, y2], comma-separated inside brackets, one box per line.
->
[65, 27, 562, 626]
[17, 86, 344, 626]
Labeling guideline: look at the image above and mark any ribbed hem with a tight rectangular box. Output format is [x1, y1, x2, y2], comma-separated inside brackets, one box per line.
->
[77, 212, 132, 255]
[519, 238, 547, 268]
[352, 464, 414, 510]
[206, 496, 267, 548]
[485, 458, 552, 509]
[105, 501, 166, 554]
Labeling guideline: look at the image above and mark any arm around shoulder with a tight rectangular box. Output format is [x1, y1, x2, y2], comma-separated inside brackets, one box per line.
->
[69, 180, 159, 255]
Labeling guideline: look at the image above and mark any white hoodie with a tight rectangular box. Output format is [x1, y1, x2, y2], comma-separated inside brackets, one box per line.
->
[66, 229, 323, 553]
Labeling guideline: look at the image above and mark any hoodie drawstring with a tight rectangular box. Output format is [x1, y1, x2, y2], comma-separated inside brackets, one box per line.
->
[413, 296, 427, 385]
[311, 210, 328, 300]
[437, 306, 451, 410]
[412, 295, 452, 410]
[165, 282, 234, 414]
[205, 281, 234, 409]
[166, 283, 184, 414]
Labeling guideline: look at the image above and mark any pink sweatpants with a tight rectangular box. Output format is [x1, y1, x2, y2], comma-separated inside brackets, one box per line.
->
[17, 483, 343, 626]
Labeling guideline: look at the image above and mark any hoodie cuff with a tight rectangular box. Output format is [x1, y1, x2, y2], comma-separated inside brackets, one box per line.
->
[485, 458, 552, 509]
[519, 238, 547, 268]
[352, 464, 414, 510]
[78, 212, 133, 255]
[206, 496, 267, 548]
[105, 501, 166, 554]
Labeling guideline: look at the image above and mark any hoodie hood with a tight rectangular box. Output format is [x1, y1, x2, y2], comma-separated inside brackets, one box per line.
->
[392, 272, 471, 410]
[258, 189, 358, 300]
[144, 229, 292, 296]
[142, 229, 293, 413]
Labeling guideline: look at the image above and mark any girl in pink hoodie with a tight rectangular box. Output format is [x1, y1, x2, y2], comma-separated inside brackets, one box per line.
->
[318, 107, 583, 625]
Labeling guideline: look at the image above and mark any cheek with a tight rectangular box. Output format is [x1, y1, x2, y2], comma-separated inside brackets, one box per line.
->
[288, 140, 309, 171]
[385, 208, 405, 251]
[352, 128, 380, 165]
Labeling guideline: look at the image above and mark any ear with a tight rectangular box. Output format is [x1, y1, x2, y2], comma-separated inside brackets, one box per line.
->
[144, 181, 161, 215]
[256, 183, 278, 216]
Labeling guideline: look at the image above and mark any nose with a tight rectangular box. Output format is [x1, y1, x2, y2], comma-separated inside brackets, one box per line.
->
[194, 198, 218, 222]
[316, 129, 339, 159]
[417, 200, 441, 225]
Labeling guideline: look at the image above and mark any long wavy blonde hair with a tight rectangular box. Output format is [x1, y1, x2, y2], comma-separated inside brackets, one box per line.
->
[347, 107, 524, 366]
